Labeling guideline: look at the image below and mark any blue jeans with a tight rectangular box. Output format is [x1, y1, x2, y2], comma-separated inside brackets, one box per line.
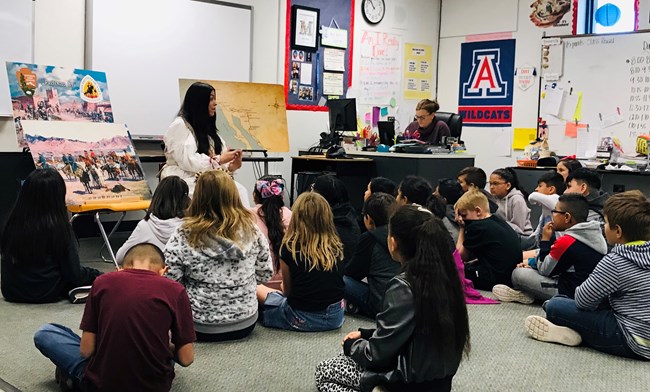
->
[343, 276, 377, 318]
[545, 296, 642, 359]
[33, 323, 87, 382]
[261, 292, 344, 332]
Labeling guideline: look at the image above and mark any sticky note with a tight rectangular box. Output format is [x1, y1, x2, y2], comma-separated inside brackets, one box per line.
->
[364, 112, 371, 123]
[565, 122, 587, 138]
[372, 106, 380, 127]
[512, 128, 537, 150]
[380, 107, 388, 117]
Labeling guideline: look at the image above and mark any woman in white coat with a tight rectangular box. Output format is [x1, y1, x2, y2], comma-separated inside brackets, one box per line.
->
[160, 81, 250, 206]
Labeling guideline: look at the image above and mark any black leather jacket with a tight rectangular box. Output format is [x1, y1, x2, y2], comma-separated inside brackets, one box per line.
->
[344, 273, 462, 391]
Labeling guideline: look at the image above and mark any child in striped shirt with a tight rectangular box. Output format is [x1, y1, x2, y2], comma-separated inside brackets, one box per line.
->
[525, 190, 650, 360]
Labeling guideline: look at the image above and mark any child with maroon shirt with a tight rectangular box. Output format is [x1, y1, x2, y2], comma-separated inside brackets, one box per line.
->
[34, 243, 195, 392]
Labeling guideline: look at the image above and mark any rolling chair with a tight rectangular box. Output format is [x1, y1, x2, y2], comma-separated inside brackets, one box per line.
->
[435, 112, 463, 140]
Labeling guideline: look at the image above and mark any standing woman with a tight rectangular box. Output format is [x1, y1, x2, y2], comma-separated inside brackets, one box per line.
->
[165, 169, 273, 342]
[315, 205, 470, 392]
[403, 99, 451, 145]
[489, 168, 533, 236]
[161, 81, 250, 205]
[1, 169, 102, 303]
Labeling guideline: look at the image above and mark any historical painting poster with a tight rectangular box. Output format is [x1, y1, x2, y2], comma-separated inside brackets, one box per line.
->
[22, 120, 151, 208]
[458, 39, 516, 127]
[5, 62, 114, 147]
[179, 79, 290, 152]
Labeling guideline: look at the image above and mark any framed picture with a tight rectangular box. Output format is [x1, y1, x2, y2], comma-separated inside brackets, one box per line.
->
[291, 5, 319, 52]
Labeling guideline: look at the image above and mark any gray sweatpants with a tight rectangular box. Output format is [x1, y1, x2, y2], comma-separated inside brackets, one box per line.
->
[511, 268, 558, 300]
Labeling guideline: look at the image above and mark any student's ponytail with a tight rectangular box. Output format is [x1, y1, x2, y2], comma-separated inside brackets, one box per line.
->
[493, 167, 529, 199]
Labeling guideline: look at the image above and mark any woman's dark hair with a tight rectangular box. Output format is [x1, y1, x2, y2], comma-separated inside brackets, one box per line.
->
[179, 82, 223, 155]
[559, 157, 582, 174]
[369, 176, 397, 197]
[253, 175, 287, 269]
[398, 175, 433, 205]
[389, 205, 470, 358]
[313, 174, 349, 206]
[1, 169, 73, 265]
[492, 167, 529, 199]
[146, 176, 190, 220]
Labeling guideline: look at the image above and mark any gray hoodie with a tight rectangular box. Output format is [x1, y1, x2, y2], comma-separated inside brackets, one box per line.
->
[494, 188, 533, 235]
[576, 241, 650, 359]
[115, 215, 183, 265]
[164, 225, 273, 334]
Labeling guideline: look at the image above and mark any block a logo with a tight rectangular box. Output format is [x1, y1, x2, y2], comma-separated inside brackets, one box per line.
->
[462, 49, 507, 99]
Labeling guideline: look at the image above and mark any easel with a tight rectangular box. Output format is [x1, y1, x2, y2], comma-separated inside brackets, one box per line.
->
[68, 200, 150, 269]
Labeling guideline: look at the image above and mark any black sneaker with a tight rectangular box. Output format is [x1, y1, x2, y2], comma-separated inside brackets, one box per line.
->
[68, 286, 92, 304]
[55, 366, 80, 391]
[345, 300, 359, 315]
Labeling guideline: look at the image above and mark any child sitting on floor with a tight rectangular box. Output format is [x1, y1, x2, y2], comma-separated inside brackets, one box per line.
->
[34, 243, 195, 391]
[344, 192, 400, 318]
[521, 171, 566, 252]
[489, 168, 533, 236]
[493, 194, 606, 304]
[396, 175, 433, 205]
[257, 192, 345, 332]
[455, 190, 521, 290]
[525, 190, 650, 360]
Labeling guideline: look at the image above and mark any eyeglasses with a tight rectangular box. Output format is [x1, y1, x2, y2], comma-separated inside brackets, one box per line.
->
[551, 209, 569, 215]
[414, 114, 431, 121]
[489, 181, 506, 186]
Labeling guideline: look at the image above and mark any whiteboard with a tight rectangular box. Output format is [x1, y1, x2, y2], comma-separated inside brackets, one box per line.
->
[87, 0, 252, 135]
[0, 0, 34, 116]
[540, 31, 650, 156]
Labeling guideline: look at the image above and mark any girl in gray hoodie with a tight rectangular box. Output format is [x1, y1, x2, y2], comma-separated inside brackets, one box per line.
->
[490, 168, 533, 236]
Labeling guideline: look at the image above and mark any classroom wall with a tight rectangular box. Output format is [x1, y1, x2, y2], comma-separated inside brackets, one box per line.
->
[437, 0, 548, 177]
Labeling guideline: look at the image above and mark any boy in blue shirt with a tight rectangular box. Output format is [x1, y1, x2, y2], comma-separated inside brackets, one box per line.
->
[525, 191, 650, 360]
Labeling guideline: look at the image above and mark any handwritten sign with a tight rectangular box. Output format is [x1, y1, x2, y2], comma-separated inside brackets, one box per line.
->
[359, 30, 401, 104]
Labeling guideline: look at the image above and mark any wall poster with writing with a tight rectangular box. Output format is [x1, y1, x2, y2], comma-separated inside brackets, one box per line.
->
[358, 30, 401, 105]
[285, 0, 354, 111]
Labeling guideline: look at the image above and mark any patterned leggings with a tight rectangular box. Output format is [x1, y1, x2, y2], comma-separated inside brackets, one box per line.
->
[315, 354, 364, 392]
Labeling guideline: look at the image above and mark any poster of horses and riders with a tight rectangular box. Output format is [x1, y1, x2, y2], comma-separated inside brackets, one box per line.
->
[22, 120, 151, 207]
[5, 62, 114, 148]
[5, 62, 151, 207]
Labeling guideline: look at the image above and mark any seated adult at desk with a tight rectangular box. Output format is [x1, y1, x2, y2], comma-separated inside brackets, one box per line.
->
[403, 99, 451, 145]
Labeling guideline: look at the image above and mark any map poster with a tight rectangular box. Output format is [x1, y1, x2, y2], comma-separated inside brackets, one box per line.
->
[403, 43, 433, 100]
[6, 62, 114, 148]
[179, 79, 290, 152]
[22, 120, 151, 208]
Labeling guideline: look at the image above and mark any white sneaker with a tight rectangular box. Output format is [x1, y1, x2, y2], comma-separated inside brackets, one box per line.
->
[525, 315, 582, 347]
[492, 284, 535, 304]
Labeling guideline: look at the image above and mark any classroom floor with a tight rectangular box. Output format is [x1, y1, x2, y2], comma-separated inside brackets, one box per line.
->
[0, 236, 648, 391]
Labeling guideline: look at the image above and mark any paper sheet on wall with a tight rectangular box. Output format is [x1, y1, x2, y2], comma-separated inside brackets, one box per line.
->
[598, 109, 624, 129]
[359, 30, 402, 104]
[323, 48, 346, 72]
[540, 88, 565, 116]
[512, 128, 537, 149]
[565, 121, 587, 138]
[300, 63, 312, 85]
[558, 93, 580, 121]
[576, 126, 599, 158]
[493, 128, 512, 156]
[323, 72, 344, 95]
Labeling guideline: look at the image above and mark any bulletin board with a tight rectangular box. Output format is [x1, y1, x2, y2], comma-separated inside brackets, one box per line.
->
[538, 31, 650, 156]
[285, 0, 355, 111]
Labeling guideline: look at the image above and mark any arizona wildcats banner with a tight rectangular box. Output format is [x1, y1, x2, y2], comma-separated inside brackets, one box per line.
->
[458, 39, 515, 127]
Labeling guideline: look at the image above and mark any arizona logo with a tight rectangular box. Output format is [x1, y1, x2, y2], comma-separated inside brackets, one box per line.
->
[458, 39, 516, 127]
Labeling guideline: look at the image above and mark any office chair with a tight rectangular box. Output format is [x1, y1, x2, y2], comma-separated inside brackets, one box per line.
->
[435, 112, 463, 140]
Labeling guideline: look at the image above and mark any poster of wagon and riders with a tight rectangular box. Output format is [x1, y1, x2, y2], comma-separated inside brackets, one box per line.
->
[6, 62, 114, 148]
[22, 120, 151, 207]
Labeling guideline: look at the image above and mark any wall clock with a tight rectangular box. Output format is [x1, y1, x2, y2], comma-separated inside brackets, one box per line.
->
[362, 0, 385, 25]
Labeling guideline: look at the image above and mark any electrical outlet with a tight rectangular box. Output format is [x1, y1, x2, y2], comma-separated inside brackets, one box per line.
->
[613, 184, 625, 193]
[387, 116, 395, 122]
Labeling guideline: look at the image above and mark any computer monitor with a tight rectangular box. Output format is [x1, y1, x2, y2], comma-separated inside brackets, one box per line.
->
[326, 98, 357, 144]
[377, 121, 395, 146]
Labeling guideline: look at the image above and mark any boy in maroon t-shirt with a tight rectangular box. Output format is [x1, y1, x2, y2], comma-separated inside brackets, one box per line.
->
[34, 243, 195, 391]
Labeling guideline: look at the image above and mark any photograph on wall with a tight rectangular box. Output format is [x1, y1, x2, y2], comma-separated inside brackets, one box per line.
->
[529, 0, 573, 33]
[22, 120, 151, 208]
[179, 79, 290, 152]
[6, 62, 114, 147]
[458, 39, 516, 127]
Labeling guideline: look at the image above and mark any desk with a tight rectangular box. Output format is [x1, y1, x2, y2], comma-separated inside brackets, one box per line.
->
[290, 155, 375, 212]
[346, 151, 475, 189]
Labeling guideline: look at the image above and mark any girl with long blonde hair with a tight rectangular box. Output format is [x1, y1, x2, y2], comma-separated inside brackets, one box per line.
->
[165, 169, 273, 342]
[256, 191, 345, 331]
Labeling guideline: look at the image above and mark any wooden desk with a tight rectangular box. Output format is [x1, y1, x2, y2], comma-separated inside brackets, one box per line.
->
[346, 151, 475, 189]
[290, 155, 375, 211]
